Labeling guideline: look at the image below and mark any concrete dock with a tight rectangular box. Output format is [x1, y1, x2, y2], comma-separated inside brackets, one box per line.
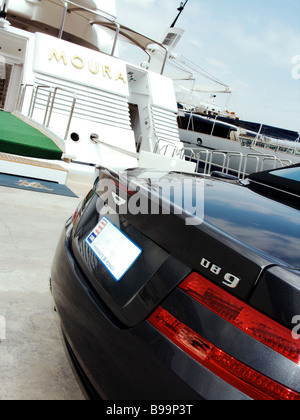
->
[0, 179, 93, 400]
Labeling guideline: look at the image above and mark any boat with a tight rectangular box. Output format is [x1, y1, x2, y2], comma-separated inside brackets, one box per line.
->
[0, 0, 196, 186]
[167, 43, 300, 177]
[177, 106, 300, 177]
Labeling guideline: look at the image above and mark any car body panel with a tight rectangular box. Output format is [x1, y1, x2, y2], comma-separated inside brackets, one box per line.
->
[51, 164, 300, 400]
[51, 226, 251, 400]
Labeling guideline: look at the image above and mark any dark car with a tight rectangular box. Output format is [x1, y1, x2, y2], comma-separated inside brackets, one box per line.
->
[50, 163, 300, 400]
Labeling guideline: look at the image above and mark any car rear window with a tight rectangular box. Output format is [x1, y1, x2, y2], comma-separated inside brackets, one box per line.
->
[270, 167, 300, 182]
[248, 164, 300, 198]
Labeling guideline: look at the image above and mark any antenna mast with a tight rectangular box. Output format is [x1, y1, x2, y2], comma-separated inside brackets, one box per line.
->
[0, 0, 9, 19]
[170, 0, 188, 28]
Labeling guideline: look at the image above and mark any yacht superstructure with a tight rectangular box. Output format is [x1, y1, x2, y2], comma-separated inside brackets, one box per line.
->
[0, 0, 195, 184]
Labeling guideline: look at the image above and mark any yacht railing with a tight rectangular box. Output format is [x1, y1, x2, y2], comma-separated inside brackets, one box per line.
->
[59, 0, 119, 56]
[184, 146, 292, 178]
[17, 83, 77, 140]
[58, 0, 168, 74]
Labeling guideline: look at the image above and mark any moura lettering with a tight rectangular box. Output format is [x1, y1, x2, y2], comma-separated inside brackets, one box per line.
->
[48, 49, 127, 83]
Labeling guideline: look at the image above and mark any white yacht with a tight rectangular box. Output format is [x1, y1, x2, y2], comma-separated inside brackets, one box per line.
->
[0, 0, 195, 185]
[178, 107, 300, 177]
[168, 41, 299, 176]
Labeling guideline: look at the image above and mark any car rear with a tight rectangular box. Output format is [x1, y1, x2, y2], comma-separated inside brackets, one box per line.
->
[51, 167, 300, 400]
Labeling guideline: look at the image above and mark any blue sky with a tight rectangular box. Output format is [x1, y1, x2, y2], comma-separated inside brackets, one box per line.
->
[115, 0, 300, 133]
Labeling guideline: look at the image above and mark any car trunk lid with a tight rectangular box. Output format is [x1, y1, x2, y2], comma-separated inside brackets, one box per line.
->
[71, 167, 300, 327]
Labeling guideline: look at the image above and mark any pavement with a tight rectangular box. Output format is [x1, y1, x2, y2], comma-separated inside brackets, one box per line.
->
[0, 178, 93, 400]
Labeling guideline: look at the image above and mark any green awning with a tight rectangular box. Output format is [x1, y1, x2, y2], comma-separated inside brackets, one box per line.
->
[0, 111, 63, 160]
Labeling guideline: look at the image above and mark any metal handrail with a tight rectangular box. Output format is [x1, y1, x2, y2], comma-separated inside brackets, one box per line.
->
[46, 86, 77, 140]
[28, 85, 51, 119]
[17, 83, 77, 141]
[16, 84, 33, 113]
[226, 152, 244, 177]
[59, 0, 68, 39]
[97, 138, 138, 159]
[183, 145, 295, 178]
[58, 0, 168, 74]
[59, 0, 119, 56]
[207, 151, 226, 174]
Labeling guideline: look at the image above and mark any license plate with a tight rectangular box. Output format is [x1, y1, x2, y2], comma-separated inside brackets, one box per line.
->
[85, 217, 142, 281]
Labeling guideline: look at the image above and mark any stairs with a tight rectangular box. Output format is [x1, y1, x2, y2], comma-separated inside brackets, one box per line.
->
[0, 153, 68, 184]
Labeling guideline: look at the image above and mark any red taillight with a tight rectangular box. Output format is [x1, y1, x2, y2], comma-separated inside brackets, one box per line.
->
[72, 208, 80, 225]
[149, 307, 300, 400]
[179, 273, 300, 365]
